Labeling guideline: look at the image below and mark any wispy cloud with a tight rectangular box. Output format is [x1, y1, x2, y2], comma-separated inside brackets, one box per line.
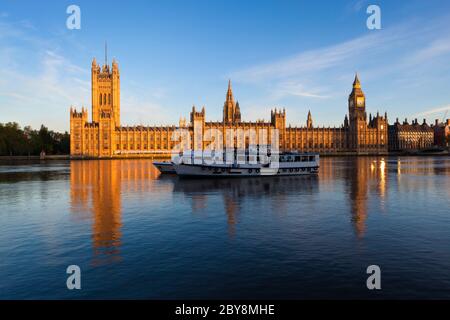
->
[407, 38, 450, 64]
[346, 0, 370, 13]
[229, 23, 415, 105]
[0, 19, 89, 131]
[229, 13, 450, 124]
[271, 81, 329, 100]
[414, 105, 450, 118]
[2, 4, 450, 130]
[121, 94, 173, 126]
[0, 17, 168, 131]
[230, 29, 403, 83]
[1, 49, 89, 106]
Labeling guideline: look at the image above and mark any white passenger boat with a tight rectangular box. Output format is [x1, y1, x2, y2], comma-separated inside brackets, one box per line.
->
[174, 152, 319, 178]
[153, 161, 176, 174]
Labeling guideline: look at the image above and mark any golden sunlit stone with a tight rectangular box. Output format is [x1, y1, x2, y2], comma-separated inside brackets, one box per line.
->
[70, 56, 389, 158]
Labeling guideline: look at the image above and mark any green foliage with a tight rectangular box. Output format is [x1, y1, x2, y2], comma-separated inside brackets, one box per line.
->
[0, 122, 70, 156]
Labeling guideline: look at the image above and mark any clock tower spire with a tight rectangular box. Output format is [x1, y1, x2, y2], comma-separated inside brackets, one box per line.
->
[349, 72, 366, 120]
[348, 73, 367, 152]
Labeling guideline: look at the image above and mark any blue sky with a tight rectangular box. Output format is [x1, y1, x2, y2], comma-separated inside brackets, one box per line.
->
[1, 0, 450, 132]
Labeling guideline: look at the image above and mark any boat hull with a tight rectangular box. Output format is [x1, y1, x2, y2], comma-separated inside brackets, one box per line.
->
[175, 163, 319, 178]
[153, 162, 176, 174]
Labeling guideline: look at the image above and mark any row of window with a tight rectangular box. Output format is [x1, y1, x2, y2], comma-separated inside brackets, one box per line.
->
[118, 144, 174, 150]
[354, 144, 386, 147]
[99, 93, 111, 106]
[116, 136, 170, 141]
[285, 143, 345, 148]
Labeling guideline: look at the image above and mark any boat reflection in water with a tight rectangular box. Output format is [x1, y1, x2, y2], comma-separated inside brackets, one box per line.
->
[171, 156, 391, 238]
[172, 175, 319, 235]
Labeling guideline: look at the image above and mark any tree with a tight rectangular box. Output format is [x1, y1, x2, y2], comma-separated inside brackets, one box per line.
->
[0, 122, 70, 156]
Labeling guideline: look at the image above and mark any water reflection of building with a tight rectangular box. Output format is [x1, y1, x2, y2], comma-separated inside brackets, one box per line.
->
[70, 161, 122, 264]
[347, 158, 369, 237]
[173, 176, 319, 235]
[321, 157, 387, 237]
[70, 160, 162, 265]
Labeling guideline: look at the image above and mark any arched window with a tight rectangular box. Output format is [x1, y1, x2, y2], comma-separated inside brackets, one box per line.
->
[99, 93, 102, 106]
[108, 94, 111, 105]
[103, 94, 107, 105]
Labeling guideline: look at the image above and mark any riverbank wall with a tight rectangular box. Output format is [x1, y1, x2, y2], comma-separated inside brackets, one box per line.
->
[1, 150, 448, 162]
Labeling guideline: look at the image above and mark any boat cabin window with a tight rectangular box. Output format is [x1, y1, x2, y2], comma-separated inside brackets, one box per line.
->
[279, 154, 316, 162]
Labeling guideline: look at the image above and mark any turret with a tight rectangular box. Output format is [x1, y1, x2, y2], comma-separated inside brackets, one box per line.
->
[235, 101, 241, 123]
[190, 105, 205, 124]
[91, 49, 120, 127]
[271, 107, 286, 128]
[190, 105, 205, 151]
[353, 73, 361, 89]
[307, 110, 313, 128]
[223, 80, 237, 124]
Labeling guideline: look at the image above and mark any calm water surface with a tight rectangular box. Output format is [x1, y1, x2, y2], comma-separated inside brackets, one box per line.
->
[0, 157, 449, 299]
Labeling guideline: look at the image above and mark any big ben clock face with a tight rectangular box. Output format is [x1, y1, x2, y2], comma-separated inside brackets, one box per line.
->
[356, 97, 364, 107]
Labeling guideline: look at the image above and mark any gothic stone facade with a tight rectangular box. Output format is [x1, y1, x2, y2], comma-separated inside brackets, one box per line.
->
[70, 58, 388, 158]
[433, 119, 450, 147]
[388, 118, 435, 151]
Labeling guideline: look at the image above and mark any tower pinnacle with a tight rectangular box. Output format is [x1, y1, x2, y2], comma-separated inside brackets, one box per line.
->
[223, 80, 237, 123]
[307, 110, 313, 128]
[105, 41, 108, 66]
[353, 72, 361, 89]
[227, 79, 233, 100]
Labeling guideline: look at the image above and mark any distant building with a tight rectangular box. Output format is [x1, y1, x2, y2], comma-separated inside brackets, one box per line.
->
[388, 118, 434, 151]
[433, 119, 450, 147]
[70, 55, 388, 158]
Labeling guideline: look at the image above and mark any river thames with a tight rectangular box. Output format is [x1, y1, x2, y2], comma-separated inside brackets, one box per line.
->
[0, 156, 449, 299]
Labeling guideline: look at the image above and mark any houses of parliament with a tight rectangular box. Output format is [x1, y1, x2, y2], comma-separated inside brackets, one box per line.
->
[70, 56, 389, 158]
